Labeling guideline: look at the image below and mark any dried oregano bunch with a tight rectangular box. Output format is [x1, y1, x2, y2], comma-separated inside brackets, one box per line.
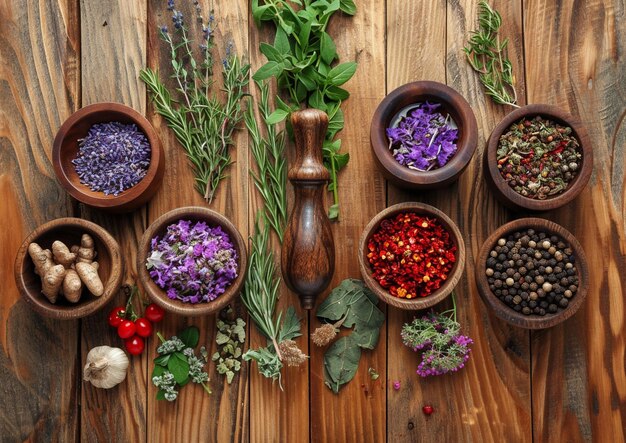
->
[212, 312, 246, 384]
[140, 0, 250, 202]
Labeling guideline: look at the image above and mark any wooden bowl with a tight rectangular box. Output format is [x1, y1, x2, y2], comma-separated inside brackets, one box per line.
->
[484, 104, 593, 211]
[475, 218, 589, 329]
[370, 81, 478, 189]
[14, 218, 123, 319]
[358, 202, 466, 310]
[52, 102, 165, 213]
[137, 207, 247, 316]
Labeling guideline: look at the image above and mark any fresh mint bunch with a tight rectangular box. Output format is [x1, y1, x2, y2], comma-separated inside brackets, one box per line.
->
[251, 0, 357, 220]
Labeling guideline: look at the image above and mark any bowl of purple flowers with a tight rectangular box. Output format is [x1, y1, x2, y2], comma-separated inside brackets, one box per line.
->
[137, 206, 247, 316]
[52, 102, 164, 212]
[370, 81, 478, 189]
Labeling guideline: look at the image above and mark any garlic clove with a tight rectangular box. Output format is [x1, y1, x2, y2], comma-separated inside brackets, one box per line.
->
[83, 346, 129, 389]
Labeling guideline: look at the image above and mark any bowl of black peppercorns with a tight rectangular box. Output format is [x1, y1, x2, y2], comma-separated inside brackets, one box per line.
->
[475, 218, 589, 329]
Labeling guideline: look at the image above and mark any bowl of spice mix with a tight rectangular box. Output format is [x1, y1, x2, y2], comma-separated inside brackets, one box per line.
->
[475, 218, 589, 329]
[53, 102, 164, 212]
[358, 202, 465, 310]
[14, 217, 123, 319]
[484, 104, 593, 211]
[370, 81, 478, 189]
[137, 207, 247, 316]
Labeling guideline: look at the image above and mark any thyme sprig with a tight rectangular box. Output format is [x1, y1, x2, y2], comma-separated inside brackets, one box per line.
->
[464, 1, 519, 108]
[140, 5, 250, 203]
[244, 80, 288, 242]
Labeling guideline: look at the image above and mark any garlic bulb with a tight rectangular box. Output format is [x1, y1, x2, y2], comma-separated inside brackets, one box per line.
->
[83, 346, 129, 389]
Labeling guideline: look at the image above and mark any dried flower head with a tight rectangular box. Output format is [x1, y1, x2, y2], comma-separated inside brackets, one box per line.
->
[277, 340, 307, 367]
[311, 323, 338, 347]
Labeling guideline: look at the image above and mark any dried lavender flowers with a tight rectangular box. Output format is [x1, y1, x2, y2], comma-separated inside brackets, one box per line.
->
[72, 122, 150, 196]
[146, 220, 238, 304]
[387, 102, 459, 172]
[497, 116, 582, 199]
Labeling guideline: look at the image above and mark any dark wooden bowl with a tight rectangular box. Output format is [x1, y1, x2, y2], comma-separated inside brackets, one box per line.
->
[358, 202, 466, 310]
[52, 102, 164, 213]
[484, 104, 593, 211]
[370, 81, 478, 189]
[14, 218, 123, 320]
[137, 207, 247, 316]
[475, 218, 589, 329]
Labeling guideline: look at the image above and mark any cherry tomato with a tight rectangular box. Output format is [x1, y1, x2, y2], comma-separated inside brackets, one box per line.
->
[422, 405, 434, 416]
[135, 318, 153, 338]
[117, 320, 136, 339]
[125, 336, 145, 355]
[145, 303, 165, 323]
[108, 306, 126, 328]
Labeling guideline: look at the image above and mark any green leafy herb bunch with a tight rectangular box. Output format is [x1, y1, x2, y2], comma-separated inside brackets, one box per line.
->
[251, 0, 358, 219]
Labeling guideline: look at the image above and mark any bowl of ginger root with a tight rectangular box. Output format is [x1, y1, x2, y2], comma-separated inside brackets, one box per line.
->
[14, 217, 123, 319]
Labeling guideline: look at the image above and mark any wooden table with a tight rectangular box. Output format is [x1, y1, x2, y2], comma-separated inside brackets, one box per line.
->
[2, 1, 625, 441]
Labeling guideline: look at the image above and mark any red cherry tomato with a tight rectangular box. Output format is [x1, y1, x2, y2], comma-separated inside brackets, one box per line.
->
[135, 318, 153, 338]
[125, 336, 145, 355]
[422, 405, 434, 416]
[145, 303, 165, 323]
[117, 320, 136, 339]
[108, 306, 126, 328]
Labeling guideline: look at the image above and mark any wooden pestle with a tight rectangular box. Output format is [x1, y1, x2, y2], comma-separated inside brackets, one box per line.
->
[281, 109, 335, 310]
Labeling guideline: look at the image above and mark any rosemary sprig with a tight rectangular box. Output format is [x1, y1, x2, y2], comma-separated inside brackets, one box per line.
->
[464, 1, 519, 108]
[140, 5, 250, 203]
[244, 80, 287, 242]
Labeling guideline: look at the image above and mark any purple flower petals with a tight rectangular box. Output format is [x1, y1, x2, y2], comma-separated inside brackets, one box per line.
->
[386, 102, 459, 171]
[146, 219, 238, 304]
[72, 121, 151, 196]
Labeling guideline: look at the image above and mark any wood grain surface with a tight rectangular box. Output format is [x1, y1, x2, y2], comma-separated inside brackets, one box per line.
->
[1, 0, 625, 442]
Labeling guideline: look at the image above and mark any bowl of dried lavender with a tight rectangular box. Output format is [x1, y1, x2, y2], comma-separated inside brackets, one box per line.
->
[52, 102, 164, 212]
[137, 207, 247, 316]
[370, 81, 478, 189]
[484, 104, 593, 211]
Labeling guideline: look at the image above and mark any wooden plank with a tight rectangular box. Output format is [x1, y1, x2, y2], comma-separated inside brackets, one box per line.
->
[524, 1, 626, 441]
[386, 0, 532, 440]
[0, 1, 80, 441]
[145, 0, 249, 441]
[247, 9, 310, 443]
[79, 1, 149, 441]
[307, 1, 387, 441]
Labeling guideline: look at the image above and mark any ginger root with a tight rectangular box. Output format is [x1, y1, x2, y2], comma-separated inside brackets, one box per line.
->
[42, 264, 67, 303]
[63, 269, 82, 303]
[29, 234, 103, 304]
[76, 262, 104, 297]
[77, 234, 96, 264]
[52, 240, 76, 267]
[28, 243, 54, 276]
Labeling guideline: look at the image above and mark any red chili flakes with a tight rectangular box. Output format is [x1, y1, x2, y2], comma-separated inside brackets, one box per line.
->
[367, 212, 457, 298]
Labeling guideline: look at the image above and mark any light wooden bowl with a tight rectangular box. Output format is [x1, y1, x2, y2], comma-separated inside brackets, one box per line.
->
[52, 102, 164, 213]
[370, 81, 478, 189]
[137, 207, 247, 316]
[358, 202, 465, 310]
[14, 218, 123, 319]
[475, 218, 589, 329]
[484, 104, 593, 211]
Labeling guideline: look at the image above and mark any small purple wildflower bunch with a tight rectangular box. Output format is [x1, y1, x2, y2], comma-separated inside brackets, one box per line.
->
[386, 102, 459, 171]
[400, 295, 472, 377]
[72, 122, 151, 196]
[147, 219, 238, 304]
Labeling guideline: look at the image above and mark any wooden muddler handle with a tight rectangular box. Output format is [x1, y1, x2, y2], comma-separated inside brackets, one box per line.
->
[281, 109, 335, 310]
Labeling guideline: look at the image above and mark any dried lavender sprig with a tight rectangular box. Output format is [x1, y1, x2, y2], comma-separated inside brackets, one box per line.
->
[140, 2, 250, 203]
[72, 122, 150, 196]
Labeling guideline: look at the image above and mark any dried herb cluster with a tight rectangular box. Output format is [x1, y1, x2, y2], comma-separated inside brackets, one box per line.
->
[251, 0, 358, 219]
[212, 314, 246, 384]
[140, 1, 250, 203]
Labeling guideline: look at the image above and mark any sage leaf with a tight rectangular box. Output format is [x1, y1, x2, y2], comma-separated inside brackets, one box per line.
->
[323, 335, 361, 394]
[179, 326, 199, 348]
[152, 364, 166, 379]
[279, 306, 302, 341]
[274, 27, 290, 54]
[266, 109, 289, 125]
[260, 42, 284, 62]
[339, 0, 356, 15]
[320, 31, 336, 65]
[153, 354, 171, 367]
[253, 61, 282, 81]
